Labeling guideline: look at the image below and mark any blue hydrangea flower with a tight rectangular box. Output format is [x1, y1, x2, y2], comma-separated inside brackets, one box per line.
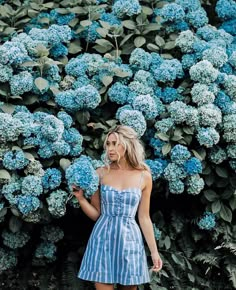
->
[171, 145, 191, 165]
[169, 179, 185, 194]
[17, 194, 40, 215]
[185, 8, 208, 28]
[0, 64, 13, 82]
[164, 163, 187, 181]
[186, 174, 204, 194]
[168, 101, 188, 124]
[196, 127, 220, 147]
[46, 189, 68, 218]
[65, 58, 88, 77]
[9, 71, 34, 96]
[108, 82, 133, 104]
[223, 75, 236, 101]
[0, 41, 29, 65]
[2, 182, 21, 205]
[128, 81, 153, 97]
[35, 241, 57, 260]
[21, 175, 43, 196]
[50, 9, 75, 25]
[214, 91, 234, 114]
[175, 0, 201, 12]
[116, 107, 146, 137]
[197, 211, 216, 230]
[189, 60, 219, 84]
[220, 19, 236, 35]
[153, 59, 184, 83]
[181, 53, 198, 69]
[202, 47, 228, 68]
[66, 155, 99, 197]
[57, 111, 73, 129]
[132, 94, 158, 120]
[2, 230, 30, 249]
[153, 224, 162, 240]
[176, 30, 196, 53]
[50, 43, 68, 58]
[133, 70, 157, 88]
[112, 0, 141, 18]
[149, 138, 165, 157]
[40, 225, 64, 243]
[42, 168, 62, 190]
[129, 48, 152, 71]
[80, 21, 101, 42]
[184, 157, 202, 175]
[154, 118, 174, 134]
[198, 104, 222, 128]
[223, 114, 236, 142]
[100, 12, 121, 26]
[161, 87, 182, 104]
[209, 146, 227, 164]
[3, 150, 29, 170]
[0, 113, 23, 143]
[191, 83, 215, 106]
[160, 3, 185, 23]
[0, 248, 17, 271]
[145, 159, 164, 180]
[47, 24, 72, 44]
[41, 115, 64, 142]
[216, 0, 236, 20]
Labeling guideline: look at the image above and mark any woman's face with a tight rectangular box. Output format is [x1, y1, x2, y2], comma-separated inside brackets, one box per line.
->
[106, 133, 125, 161]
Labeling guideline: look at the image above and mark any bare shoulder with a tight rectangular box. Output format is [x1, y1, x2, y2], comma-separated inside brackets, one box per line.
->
[96, 166, 108, 178]
[142, 169, 152, 190]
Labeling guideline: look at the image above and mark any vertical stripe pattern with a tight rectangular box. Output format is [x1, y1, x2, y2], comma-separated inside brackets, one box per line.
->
[78, 184, 150, 285]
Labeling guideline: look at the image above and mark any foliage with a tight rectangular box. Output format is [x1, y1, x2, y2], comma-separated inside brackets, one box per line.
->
[0, 0, 236, 289]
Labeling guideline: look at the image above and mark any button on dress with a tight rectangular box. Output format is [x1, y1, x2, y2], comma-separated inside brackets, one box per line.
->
[78, 183, 150, 285]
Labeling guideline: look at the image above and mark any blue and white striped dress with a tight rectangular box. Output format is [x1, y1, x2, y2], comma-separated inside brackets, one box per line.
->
[78, 181, 150, 285]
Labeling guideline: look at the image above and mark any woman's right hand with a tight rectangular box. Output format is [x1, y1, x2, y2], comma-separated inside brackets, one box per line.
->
[72, 185, 84, 201]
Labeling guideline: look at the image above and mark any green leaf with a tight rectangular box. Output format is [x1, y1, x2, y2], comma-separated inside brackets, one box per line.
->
[112, 68, 131, 78]
[0, 169, 11, 180]
[93, 45, 111, 53]
[0, 207, 7, 218]
[155, 132, 169, 141]
[10, 207, 21, 217]
[34, 77, 49, 92]
[211, 200, 221, 213]
[146, 43, 160, 52]
[102, 76, 113, 87]
[220, 204, 232, 222]
[21, 61, 40, 67]
[95, 39, 114, 48]
[183, 126, 194, 135]
[96, 27, 108, 37]
[68, 40, 82, 54]
[9, 216, 22, 233]
[204, 190, 218, 202]
[164, 236, 171, 249]
[0, 103, 15, 114]
[164, 41, 176, 50]
[80, 20, 92, 27]
[188, 273, 195, 283]
[215, 166, 228, 178]
[162, 143, 171, 155]
[24, 152, 35, 162]
[141, 6, 153, 15]
[75, 111, 90, 125]
[191, 149, 206, 161]
[229, 195, 236, 211]
[155, 35, 165, 47]
[60, 158, 71, 171]
[122, 20, 136, 29]
[143, 23, 161, 34]
[134, 36, 146, 48]
[204, 173, 215, 187]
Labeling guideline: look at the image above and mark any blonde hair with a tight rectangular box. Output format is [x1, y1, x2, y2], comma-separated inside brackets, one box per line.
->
[103, 125, 149, 171]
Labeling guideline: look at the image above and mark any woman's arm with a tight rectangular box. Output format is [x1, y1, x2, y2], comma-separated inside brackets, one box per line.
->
[138, 170, 163, 272]
[72, 168, 102, 221]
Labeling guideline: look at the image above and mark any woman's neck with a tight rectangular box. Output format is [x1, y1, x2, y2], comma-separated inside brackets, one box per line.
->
[111, 160, 132, 170]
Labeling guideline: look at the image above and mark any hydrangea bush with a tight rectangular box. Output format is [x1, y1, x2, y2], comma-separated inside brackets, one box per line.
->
[0, 0, 235, 289]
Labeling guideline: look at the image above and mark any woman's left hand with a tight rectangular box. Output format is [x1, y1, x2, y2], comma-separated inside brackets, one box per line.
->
[151, 252, 163, 272]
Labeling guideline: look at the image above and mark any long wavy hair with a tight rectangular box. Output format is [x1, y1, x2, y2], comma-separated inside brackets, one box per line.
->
[103, 125, 149, 171]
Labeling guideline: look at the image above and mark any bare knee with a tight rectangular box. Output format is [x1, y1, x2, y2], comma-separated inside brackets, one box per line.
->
[95, 282, 114, 290]
[117, 285, 137, 290]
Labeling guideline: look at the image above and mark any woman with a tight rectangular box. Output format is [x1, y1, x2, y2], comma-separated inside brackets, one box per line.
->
[72, 125, 163, 290]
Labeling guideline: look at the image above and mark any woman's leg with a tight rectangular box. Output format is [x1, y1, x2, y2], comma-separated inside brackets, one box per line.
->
[95, 282, 114, 290]
[117, 285, 137, 290]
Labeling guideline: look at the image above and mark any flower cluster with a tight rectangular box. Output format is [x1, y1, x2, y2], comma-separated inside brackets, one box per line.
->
[3, 150, 29, 170]
[2, 230, 30, 249]
[65, 155, 99, 198]
[197, 211, 216, 230]
[42, 168, 62, 191]
[46, 189, 69, 218]
[0, 248, 17, 272]
[40, 225, 64, 243]
[112, 0, 141, 18]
